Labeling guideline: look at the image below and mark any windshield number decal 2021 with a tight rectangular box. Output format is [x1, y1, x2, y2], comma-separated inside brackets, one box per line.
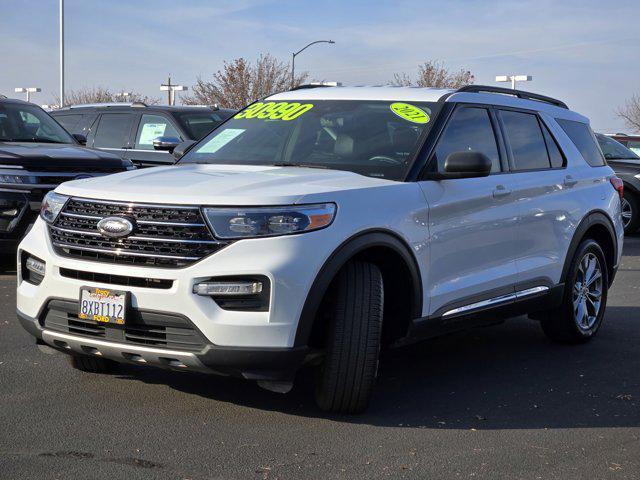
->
[390, 102, 430, 124]
[235, 102, 314, 121]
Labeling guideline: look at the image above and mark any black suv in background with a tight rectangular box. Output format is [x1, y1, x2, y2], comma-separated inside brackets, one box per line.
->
[596, 133, 640, 233]
[0, 97, 132, 254]
[51, 103, 235, 167]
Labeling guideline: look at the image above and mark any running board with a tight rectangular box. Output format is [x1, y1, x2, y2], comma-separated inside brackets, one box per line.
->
[441, 286, 549, 318]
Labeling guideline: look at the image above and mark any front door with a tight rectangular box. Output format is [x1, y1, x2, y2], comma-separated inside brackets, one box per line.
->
[419, 105, 521, 317]
[126, 113, 183, 167]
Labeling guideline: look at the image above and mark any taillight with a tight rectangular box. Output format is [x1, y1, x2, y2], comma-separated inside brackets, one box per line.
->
[610, 176, 624, 200]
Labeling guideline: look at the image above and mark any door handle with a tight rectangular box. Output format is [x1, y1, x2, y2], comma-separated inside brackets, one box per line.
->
[493, 185, 512, 198]
[564, 175, 578, 187]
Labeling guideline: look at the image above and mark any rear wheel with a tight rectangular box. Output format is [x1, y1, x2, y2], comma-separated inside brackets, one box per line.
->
[69, 354, 116, 373]
[315, 261, 384, 414]
[621, 191, 640, 234]
[540, 239, 608, 343]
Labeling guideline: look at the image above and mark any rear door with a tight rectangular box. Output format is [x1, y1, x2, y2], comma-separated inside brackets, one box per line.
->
[419, 105, 521, 317]
[496, 108, 570, 290]
[88, 113, 136, 159]
[127, 113, 183, 167]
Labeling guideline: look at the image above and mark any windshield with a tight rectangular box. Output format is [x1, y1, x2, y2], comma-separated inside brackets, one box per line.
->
[596, 133, 640, 160]
[0, 102, 75, 144]
[175, 110, 235, 140]
[180, 100, 440, 181]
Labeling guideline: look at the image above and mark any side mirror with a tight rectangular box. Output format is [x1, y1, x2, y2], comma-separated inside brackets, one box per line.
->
[152, 136, 182, 152]
[426, 151, 492, 179]
[172, 140, 197, 160]
[73, 133, 87, 145]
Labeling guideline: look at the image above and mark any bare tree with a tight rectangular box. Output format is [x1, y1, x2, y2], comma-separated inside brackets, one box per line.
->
[183, 54, 308, 109]
[391, 60, 474, 89]
[618, 95, 640, 133]
[55, 87, 159, 107]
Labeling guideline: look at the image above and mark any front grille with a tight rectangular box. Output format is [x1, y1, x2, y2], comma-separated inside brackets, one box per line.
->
[49, 198, 228, 268]
[42, 300, 208, 352]
[59, 268, 173, 290]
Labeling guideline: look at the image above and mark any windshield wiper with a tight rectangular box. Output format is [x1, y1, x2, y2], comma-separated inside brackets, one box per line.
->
[270, 162, 329, 169]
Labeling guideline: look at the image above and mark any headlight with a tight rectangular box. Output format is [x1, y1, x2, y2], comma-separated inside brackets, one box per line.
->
[202, 203, 336, 239]
[40, 191, 69, 224]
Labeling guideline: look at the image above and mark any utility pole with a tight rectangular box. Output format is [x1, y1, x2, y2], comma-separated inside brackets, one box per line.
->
[60, 0, 65, 107]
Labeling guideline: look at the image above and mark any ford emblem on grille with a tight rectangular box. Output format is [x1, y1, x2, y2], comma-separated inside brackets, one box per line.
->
[97, 217, 134, 238]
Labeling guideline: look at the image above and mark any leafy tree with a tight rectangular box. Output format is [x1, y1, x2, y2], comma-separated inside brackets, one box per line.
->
[55, 87, 159, 107]
[618, 95, 640, 133]
[183, 54, 308, 109]
[391, 60, 474, 89]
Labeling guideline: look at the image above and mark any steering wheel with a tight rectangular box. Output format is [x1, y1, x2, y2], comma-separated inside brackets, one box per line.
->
[367, 155, 402, 165]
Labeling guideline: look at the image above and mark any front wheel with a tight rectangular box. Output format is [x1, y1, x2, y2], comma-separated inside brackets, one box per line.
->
[540, 239, 608, 343]
[621, 191, 640, 234]
[315, 261, 384, 414]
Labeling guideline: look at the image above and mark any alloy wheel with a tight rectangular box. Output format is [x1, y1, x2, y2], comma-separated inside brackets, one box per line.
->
[572, 253, 603, 330]
[621, 197, 633, 229]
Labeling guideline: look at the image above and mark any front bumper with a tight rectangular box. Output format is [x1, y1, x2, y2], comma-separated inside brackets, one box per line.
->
[17, 309, 308, 380]
[17, 214, 344, 353]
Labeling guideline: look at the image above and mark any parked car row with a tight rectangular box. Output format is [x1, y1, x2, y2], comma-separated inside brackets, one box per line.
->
[50, 103, 235, 167]
[0, 97, 132, 254]
[13, 84, 625, 413]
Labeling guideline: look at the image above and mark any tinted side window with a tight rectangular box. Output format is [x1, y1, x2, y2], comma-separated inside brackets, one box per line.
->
[501, 110, 550, 170]
[54, 114, 84, 133]
[134, 114, 181, 150]
[93, 114, 134, 149]
[556, 119, 605, 167]
[541, 123, 565, 168]
[433, 107, 501, 173]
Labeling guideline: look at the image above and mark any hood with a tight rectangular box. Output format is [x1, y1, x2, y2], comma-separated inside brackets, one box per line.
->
[56, 163, 396, 205]
[0, 142, 129, 172]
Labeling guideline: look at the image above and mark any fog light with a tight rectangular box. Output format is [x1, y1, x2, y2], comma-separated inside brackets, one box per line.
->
[21, 253, 46, 286]
[25, 256, 46, 276]
[193, 281, 263, 296]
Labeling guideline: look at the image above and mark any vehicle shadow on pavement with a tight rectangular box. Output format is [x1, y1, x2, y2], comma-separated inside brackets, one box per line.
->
[0, 255, 16, 275]
[113, 307, 640, 429]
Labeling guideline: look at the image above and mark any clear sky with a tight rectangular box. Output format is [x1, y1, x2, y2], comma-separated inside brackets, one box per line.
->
[1, 0, 638, 132]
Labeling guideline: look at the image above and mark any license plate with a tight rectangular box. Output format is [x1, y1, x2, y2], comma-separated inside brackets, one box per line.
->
[79, 287, 128, 325]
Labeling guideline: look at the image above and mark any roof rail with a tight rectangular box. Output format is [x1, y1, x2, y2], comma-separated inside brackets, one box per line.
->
[61, 101, 148, 110]
[452, 85, 568, 109]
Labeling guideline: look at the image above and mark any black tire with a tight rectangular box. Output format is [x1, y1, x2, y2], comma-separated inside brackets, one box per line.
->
[315, 261, 384, 414]
[540, 239, 608, 344]
[69, 354, 116, 373]
[621, 191, 640, 234]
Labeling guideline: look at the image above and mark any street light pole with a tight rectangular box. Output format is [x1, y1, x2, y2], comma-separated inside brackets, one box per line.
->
[291, 40, 335, 89]
[495, 74, 532, 90]
[15, 87, 42, 102]
[59, 0, 65, 107]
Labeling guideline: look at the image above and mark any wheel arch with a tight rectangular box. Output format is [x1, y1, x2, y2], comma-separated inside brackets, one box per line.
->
[561, 210, 618, 287]
[293, 229, 423, 348]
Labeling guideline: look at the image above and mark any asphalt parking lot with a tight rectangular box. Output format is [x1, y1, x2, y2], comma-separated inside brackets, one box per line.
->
[1, 240, 639, 480]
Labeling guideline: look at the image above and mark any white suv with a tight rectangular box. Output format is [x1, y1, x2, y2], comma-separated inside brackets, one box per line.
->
[17, 85, 624, 413]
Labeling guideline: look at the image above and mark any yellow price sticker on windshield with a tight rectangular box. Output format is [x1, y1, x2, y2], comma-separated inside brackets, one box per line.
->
[235, 102, 314, 121]
[390, 103, 430, 124]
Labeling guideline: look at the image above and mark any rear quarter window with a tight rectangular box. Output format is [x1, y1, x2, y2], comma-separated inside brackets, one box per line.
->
[556, 119, 605, 167]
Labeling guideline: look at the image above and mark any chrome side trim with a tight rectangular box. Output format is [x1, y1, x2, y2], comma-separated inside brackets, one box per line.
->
[515, 286, 549, 299]
[442, 286, 549, 318]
